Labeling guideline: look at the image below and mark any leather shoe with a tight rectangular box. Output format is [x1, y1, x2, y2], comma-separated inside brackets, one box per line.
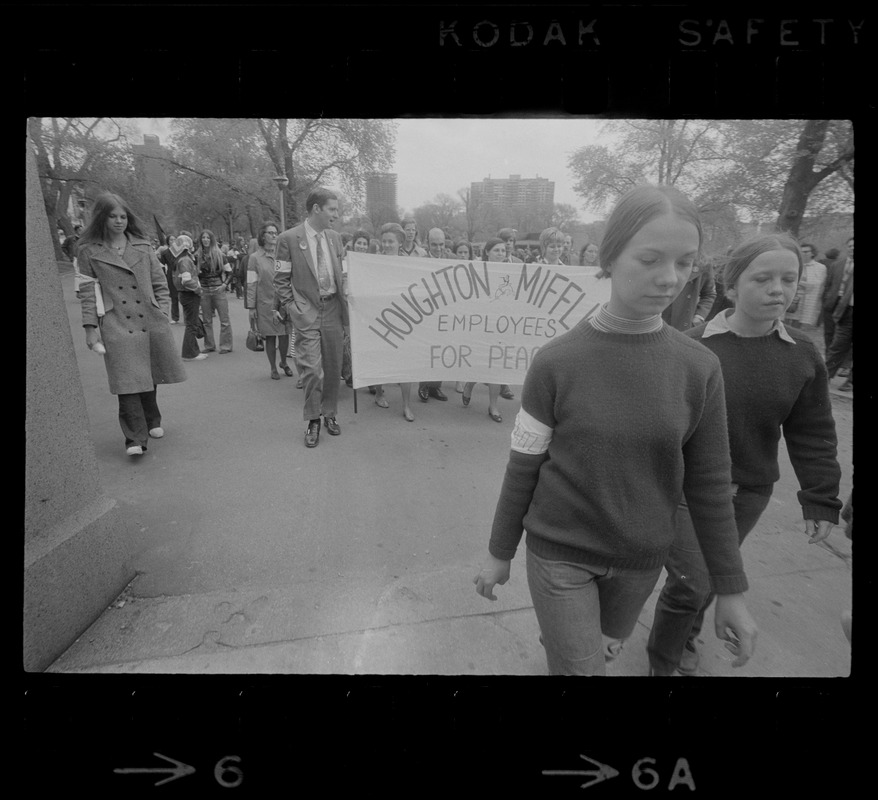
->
[429, 387, 448, 401]
[324, 416, 341, 435]
[305, 419, 320, 448]
[499, 385, 515, 400]
[418, 385, 429, 402]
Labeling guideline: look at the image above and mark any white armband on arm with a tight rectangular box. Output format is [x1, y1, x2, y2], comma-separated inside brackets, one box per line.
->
[510, 408, 554, 455]
[275, 260, 291, 273]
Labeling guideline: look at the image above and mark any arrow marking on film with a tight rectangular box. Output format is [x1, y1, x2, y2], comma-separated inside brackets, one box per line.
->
[114, 752, 196, 786]
[543, 753, 620, 789]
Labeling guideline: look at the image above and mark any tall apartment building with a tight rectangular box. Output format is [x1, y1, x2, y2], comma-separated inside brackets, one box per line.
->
[470, 174, 555, 211]
[366, 172, 398, 212]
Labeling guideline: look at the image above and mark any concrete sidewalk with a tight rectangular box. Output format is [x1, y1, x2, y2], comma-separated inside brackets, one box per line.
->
[45, 267, 853, 676]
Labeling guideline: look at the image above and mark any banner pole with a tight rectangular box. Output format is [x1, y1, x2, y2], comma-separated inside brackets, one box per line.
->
[353, 387, 357, 414]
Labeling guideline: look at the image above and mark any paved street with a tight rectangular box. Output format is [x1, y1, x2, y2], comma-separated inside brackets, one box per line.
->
[46, 266, 853, 676]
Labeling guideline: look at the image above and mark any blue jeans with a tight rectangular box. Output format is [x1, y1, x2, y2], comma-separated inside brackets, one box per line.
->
[526, 546, 663, 676]
[200, 285, 233, 352]
[179, 291, 202, 358]
[646, 486, 772, 675]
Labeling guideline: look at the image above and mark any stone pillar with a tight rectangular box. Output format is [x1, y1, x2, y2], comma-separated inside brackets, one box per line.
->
[25, 137, 135, 671]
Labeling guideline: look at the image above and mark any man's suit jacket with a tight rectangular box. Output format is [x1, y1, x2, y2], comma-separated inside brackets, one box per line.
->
[821, 256, 847, 314]
[273, 223, 349, 330]
[832, 265, 853, 322]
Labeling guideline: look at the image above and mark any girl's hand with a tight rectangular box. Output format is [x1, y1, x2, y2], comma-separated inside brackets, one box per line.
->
[473, 554, 511, 601]
[714, 594, 757, 667]
[85, 326, 104, 352]
[805, 519, 834, 544]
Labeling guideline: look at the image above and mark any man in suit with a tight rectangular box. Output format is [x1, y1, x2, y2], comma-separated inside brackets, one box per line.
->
[418, 227, 450, 403]
[819, 242, 849, 353]
[824, 236, 854, 392]
[273, 187, 349, 447]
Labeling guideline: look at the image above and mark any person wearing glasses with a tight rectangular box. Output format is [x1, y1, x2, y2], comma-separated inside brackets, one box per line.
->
[248, 221, 296, 381]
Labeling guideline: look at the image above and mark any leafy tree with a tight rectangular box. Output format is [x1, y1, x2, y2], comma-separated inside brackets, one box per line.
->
[550, 202, 580, 230]
[568, 119, 725, 214]
[413, 193, 464, 238]
[28, 117, 137, 259]
[568, 119, 853, 238]
[254, 118, 397, 225]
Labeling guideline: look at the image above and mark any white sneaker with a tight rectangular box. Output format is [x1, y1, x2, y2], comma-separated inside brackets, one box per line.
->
[149, 427, 164, 438]
[126, 445, 143, 456]
[183, 353, 209, 361]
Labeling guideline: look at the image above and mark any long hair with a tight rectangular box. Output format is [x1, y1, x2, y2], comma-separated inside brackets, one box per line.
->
[454, 240, 474, 260]
[78, 192, 148, 246]
[599, 185, 703, 278]
[196, 229, 224, 273]
[401, 217, 420, 244]
[719, 233, 804, 297]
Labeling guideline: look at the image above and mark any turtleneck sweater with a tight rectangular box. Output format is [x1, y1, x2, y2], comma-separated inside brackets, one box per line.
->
[489, 315, 747, 595]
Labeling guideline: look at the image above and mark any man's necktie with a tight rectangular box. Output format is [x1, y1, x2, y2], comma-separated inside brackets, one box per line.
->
[315, 235, 331, 293]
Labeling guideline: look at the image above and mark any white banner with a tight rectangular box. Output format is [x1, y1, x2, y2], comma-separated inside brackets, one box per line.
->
[346, 253, 611, 388]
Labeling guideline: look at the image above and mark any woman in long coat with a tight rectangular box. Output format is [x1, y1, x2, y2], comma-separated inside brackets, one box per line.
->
[247, 220, 295, 380]
[76, 192, 186, 456]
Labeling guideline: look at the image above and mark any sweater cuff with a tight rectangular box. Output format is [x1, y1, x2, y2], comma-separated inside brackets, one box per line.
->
[801, 504, 841, 525]
[488, 541, 517, 561]
[709, 574, 749, 595]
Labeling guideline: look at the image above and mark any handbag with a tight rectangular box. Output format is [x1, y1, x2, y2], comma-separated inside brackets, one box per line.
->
[246, 328, 264, 352]
[195, 316, 206, 339]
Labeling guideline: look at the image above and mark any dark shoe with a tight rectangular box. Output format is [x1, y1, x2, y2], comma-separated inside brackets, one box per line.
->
[203, 347, 216, 353]
[429, 387, 448, 401]
[488, 410, 503, 423]
[418, 385, 430, 402]
[324, 416, 341, 435]
[281, 363, 294, 377]
[462, 382, 474, 406]
[368, 385, 377, 395]
[270, 370, 281, 380]
[499, 385, 515, 400]
[305, 419, 320, 448]
[219, 349, 232, 354]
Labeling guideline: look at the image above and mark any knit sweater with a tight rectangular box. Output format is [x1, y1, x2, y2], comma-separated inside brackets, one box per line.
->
[489, 320, 748, 595]
[687, 320, 841, 522]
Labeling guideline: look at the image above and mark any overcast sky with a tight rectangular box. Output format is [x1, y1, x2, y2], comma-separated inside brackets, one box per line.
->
[136, 117, 608, 222]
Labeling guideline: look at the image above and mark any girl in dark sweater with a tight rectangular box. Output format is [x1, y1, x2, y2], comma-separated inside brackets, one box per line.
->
[474, 185, 757, 675]
[647, 233, 842, 676]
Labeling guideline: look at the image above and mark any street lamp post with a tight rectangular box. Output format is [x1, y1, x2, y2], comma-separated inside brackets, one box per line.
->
[272, 175, 290, 231]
